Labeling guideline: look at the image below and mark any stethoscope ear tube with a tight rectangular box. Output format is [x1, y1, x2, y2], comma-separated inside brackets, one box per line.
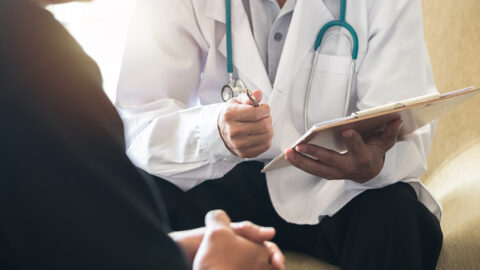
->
[303, 54, 357, 133]
[304, 0, 359, 131]
[304, 50, 320, 132]
[314, 22, 359, 60]
[343, 60, 356, 117]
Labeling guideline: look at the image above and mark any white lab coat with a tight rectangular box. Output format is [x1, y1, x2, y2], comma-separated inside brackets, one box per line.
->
[117, 0, 442, 224]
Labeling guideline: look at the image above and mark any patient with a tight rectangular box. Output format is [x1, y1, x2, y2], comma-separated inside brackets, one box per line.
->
[0, 0, 284, 269]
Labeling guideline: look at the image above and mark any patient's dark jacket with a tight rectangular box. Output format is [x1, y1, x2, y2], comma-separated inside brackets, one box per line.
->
[0, 0, 187, 269]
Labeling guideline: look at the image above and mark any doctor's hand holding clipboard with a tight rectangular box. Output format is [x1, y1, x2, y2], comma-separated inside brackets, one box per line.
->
[284, 119, 403, 183]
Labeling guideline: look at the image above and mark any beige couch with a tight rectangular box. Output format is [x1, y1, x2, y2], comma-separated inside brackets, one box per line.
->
[285, 0, 480, 268]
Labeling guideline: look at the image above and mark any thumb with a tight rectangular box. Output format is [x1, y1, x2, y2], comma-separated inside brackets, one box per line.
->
[204, 210, 231, 230]
[252, 89, 263, 103]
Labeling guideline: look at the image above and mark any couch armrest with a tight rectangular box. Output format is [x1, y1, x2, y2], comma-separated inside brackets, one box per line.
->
[425, 141, 480, 269]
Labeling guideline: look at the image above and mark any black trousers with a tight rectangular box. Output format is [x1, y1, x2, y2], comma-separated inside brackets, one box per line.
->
[155, 161, 443, 270]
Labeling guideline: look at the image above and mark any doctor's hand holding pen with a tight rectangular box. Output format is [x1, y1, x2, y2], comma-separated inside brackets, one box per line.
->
[285, 119, 404, 183]
[218, 89, 274, 158]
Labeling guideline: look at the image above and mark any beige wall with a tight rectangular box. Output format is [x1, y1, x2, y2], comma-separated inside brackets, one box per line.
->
[421, 0, 480, 182]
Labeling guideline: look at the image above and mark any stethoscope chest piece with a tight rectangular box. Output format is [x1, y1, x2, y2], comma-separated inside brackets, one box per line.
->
[221, 79, 247, 102]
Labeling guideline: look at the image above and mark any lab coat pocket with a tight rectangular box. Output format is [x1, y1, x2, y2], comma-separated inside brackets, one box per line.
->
[290, 52, 353, 133]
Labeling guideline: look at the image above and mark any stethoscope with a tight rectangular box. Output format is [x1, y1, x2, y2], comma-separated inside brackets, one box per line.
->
[221, 0, 359, 132]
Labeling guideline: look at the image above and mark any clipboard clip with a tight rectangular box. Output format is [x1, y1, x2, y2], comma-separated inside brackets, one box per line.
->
[353, 93, 440, 118]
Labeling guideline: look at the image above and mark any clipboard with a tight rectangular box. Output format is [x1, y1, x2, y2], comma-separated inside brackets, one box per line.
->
[262, 86, 480, 173]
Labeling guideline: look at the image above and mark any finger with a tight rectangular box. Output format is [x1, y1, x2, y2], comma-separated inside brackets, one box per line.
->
[294, 144, 344, 167]
[285, 148, 344, 180]
[342, 129, 370, 158]
[223, 103, 270, 122]
[169, 227, 206, 264]
[230, 221, 276, 243]
[252, 89, 263, 103]
[236, 140, 273, 158]
[204, 210, 231, 229]
[264, 241, 285, 270]
[374, 119, 403, 151]
[231, 129, 273, 150]
[228, 116, 272, 137]
[235, 130, 273, 149]
[168, 227, 205, 242]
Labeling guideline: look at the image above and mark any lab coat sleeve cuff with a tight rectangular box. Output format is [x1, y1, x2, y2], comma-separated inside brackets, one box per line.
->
[198, 103, 241, 164]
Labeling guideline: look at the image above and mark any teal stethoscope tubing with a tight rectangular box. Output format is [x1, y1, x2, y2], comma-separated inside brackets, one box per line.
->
[305, 0, 359, 131]
[225, 0, 234, 81]
[224, 0, 359, 132]
[315, 0, 358, 56]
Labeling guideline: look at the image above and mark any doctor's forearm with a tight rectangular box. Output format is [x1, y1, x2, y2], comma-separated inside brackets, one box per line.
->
[121, 102, 243, 189]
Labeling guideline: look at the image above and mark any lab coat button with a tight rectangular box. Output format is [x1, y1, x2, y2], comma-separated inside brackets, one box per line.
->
[273, 32, 283, 41]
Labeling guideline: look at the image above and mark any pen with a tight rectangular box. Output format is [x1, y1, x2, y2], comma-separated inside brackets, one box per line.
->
[246, 89, 259, 107]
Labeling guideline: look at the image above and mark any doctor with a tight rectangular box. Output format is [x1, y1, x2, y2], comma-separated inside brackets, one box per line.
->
[118, 0, 443, 269]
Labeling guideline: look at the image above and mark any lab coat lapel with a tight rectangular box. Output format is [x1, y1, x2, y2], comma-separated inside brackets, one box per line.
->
[206, 0, 273, 96]
[273, 0, 334, 90]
